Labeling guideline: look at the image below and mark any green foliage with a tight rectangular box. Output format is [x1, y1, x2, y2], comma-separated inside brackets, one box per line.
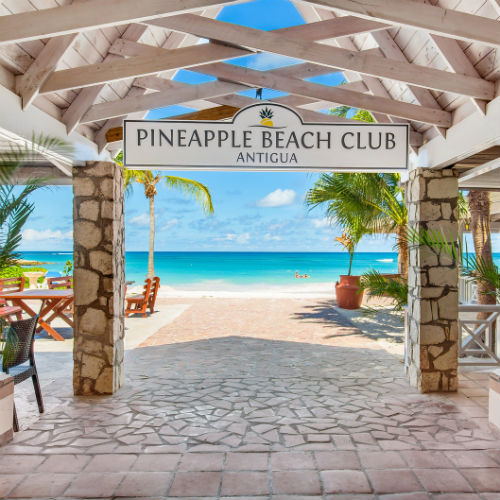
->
[330, 105, 351, 118]
[114, 151, 214, 214]
[405, 227, 500, 301]
[0, 135, 71, 273]
[352, 109, 375, 123]
[0, 317, 18, 369]
[0, 265, 47, 283]
[306, 172, 405, 235]
[329, 106, 375, 123]
[360, 270, 409, 312]
[63, 260, 73, 276]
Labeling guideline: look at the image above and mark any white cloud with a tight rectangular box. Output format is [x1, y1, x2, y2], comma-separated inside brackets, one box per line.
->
[160, 218, 179, 231]
[129, 213, 149, 227]
[23, 229, 73, 242]
[256, 189, 296, 207]
[311, 217, 331, 228]
[264, 233, 282, 241]
[214, 232, 251, 244]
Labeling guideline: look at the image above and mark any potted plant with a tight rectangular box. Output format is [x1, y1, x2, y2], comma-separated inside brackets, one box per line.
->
[334, 219, 367, 309]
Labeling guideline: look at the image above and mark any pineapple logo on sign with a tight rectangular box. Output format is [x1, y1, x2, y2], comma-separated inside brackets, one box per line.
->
[251, 106, 287, 129]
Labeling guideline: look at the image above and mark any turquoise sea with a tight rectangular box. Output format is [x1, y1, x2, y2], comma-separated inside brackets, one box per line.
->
[19, 251, 500, 289]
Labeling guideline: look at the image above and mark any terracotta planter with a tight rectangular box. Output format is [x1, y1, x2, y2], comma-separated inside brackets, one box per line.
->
[335, 275, 364, 310]
[0, 373, 14, 446]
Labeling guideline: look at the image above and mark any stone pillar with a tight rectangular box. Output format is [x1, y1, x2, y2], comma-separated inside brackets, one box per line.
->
[406, 168, 459, 392]
[72, 162, 125, 395]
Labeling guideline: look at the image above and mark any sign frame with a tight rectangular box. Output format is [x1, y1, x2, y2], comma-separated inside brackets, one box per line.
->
[124, 103, 409, 172]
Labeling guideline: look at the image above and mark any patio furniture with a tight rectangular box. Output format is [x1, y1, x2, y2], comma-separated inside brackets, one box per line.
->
[2, 315, 43, 432]
[0, 289, 73, 341]
[0, 277, 25, 323]
[125, 278, 152, 318]
[47, 276, 74, 315]
[47, 276, 73, 289]
[148, 277, 160, 314]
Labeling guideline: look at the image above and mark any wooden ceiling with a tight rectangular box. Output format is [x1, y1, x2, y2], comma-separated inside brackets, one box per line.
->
[0, 0, 498, 173]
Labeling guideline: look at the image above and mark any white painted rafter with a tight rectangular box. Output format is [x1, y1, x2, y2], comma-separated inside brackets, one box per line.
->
[15, 33, 77, 110]
[0, 0, 237, 45]
[299, 0, 500, 47]
[148, 15, 495, 99]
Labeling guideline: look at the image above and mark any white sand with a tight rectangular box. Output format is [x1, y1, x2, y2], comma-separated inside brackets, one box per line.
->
[128, 281, 336, 299]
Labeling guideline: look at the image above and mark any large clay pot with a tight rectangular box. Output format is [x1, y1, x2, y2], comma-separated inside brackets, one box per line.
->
[335, 275, 364, 310]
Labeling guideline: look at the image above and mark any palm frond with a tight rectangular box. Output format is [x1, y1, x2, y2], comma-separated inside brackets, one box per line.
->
[163, 176, 214, 214]
[360, 269, 409, 312]
[0, 134, 65, 273]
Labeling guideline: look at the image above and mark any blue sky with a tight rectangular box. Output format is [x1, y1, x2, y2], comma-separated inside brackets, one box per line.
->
[19, 0, 500, 254]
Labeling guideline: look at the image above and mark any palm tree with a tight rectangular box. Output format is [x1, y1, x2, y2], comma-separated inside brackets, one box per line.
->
[114, 151, 214, 278]
[335, 214, 370, 275]
[468, 190, 496, 310]
[306, 172, 409, 275]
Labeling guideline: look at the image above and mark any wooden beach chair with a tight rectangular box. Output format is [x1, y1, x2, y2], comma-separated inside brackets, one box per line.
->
[0, 277, 25, 322]
[125, 278, 152, 318]
[148, 277, 160, 314]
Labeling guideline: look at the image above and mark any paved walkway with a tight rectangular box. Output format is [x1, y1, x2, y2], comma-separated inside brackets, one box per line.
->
[1, 298, 499, 499]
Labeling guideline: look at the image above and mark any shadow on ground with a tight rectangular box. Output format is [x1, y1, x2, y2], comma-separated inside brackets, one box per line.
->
[292, 299, 404, 344]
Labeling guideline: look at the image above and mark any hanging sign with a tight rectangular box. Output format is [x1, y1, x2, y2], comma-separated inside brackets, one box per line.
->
[123, 103, 408, 172]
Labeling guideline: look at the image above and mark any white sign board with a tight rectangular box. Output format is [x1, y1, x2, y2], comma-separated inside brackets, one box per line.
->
[124, 103, 408, 172]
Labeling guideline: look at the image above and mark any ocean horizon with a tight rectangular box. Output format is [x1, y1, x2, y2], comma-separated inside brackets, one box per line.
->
[19, 251, 500, 290]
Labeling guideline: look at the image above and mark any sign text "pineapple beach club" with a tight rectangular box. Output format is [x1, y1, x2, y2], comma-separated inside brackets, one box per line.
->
[124, 104, 409, 172]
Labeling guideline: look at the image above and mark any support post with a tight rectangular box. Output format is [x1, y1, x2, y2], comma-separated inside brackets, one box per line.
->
[72, 161, 125, 395]
[406, 168, 459, 392]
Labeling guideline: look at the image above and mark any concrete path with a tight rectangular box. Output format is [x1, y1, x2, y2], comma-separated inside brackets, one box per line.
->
[1, 298, 498, 499]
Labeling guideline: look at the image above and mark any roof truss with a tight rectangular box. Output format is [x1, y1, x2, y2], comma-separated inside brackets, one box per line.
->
[0, 0, 497, 167]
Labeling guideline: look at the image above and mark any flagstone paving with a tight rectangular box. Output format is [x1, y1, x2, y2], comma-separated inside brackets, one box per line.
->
[1, 298, 499, 499]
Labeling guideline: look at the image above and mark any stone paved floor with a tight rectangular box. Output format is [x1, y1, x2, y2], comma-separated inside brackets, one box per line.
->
[1, 298, 499, 499]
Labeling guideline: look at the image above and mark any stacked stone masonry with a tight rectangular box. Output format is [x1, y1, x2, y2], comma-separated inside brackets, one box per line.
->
[72, 162, 125, 396]
[406, 168, 459, 393]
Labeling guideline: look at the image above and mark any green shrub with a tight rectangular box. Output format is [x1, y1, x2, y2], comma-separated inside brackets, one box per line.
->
[0, 265, 48, 283]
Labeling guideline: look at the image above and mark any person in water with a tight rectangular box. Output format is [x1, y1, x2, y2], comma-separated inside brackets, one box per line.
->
[295, 272, 310, 278]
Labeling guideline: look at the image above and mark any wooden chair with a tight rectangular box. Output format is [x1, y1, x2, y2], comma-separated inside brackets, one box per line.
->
[47, 276, 73, 315]
[148, 277, 160, 314]
[0, 277, 25, 322]
[125, 278, 152, 318]
[47, 276, 73, 289]
[2, 316, 43, 432]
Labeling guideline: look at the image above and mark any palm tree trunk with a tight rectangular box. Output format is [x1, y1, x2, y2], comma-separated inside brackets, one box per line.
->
[397, 226, 408, 277]
[148, 195, 155, 278]
[468, 190, 496, 350]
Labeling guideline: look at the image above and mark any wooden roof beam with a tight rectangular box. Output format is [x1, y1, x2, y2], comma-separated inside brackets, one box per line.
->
[190, 62, 451, 127]
[0, 0, 237, 45]
[40, 43, 247, 94]
[40, 16, 387, 95]
[15, 34, 77, 110]
[80, 80, 247, 123]
[299, 0, 500, 48]
[61, 24, 149, 134]
[149, 14, 495, 100]
[429, 34, 487, 115]
[293, 3, 416, 130]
